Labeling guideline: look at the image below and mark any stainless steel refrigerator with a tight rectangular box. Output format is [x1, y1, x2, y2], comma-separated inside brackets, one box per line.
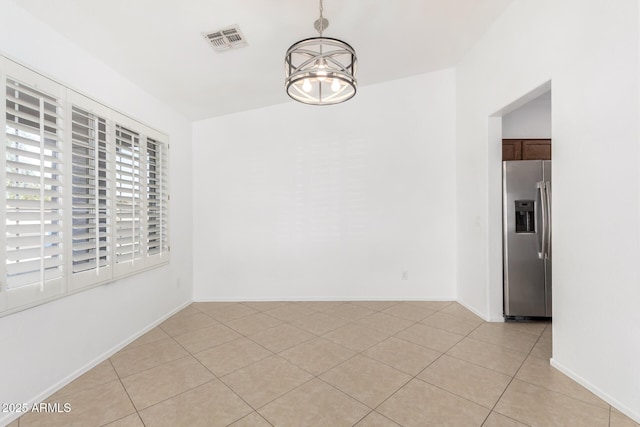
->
[503, 160, 552, 319]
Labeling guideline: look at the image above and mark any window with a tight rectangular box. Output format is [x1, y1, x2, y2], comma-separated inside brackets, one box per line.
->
[114, 123, 143, 273]
[1, 57, 169, 315]
[146, 137, 169, 260]
[67, 91, 113, 290]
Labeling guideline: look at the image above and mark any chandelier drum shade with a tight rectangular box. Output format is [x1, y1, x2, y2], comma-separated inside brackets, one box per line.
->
[284, 0, 357, 105]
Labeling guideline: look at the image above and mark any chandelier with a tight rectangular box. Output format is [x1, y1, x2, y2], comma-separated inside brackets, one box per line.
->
[284, 0, 357, 105]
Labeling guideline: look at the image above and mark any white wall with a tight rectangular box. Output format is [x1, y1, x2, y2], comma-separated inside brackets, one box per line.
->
[502, 92, 551, 139]
[193, 69, 457, 301]
[0, 1, 193, 424]
[456, 0, 640, 421]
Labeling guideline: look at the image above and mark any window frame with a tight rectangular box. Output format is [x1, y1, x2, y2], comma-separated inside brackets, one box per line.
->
[1, 56, 170, 317]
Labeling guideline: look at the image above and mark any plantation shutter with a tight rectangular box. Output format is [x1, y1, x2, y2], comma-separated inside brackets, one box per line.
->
[1, 57, 170, 315]
[145, 137, 169, 265]
[2, 67, 65, 308]
[68, 92, 113, 289]
[114, 121, 144, 275]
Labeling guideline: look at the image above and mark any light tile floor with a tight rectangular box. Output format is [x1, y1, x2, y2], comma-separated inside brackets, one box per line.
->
[11, 301, 640, 427]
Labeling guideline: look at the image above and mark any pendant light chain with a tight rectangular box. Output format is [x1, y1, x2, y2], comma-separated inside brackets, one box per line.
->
[318, 0, 324, 35]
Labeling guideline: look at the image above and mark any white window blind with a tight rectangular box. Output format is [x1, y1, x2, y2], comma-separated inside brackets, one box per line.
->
[68, 99, 112, 289]
[114, 124, 144, 274]
[146, 137, 169, 260]
[3, 73, 65, 308]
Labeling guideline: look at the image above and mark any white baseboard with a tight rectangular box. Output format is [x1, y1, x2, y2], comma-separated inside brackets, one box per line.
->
[550, 358, 640, 424]
[0, 299, 192, 427]
[455, 298, 500, 322]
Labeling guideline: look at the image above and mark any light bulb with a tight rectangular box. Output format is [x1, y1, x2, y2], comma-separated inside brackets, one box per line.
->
[302, 79, 312, 93]
[331, 78, 341, 92]
[316, 59, 327, 81]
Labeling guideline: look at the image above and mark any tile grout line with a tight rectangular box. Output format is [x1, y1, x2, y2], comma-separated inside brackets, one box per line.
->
[111, 343, 193, 380]
[31, 301, 579, 427]
[19, 302, 467, 426]
[495, 329, 612, 413]
[164, 327, 272, 426]
[464, 326, 541, 354]
[341, 302, 486, 424]
[512, 369, 612, 412]
[225, 302, 417, 424]
[350, 305, 455, 359]
[8, 303, 438, 425]
[106, 358, 147, 427]
[224, 411, 273, 427]
[113, 314, 270, 426]
[229, 307, 374, 417]
[367, 313, 540, 424]
[440, 320, 545, 377]
[206, 301, 450, 361]
[308, 304, 454, 382]
[197, 304, 369, 423]
[182, 306, 609, 426]
[443, 340, 529, 377]
[609, 405, 612, 427]
[216, 302, 452, 425]
[479, 323, 549, 427]
[252, 376, 319, 423]
[360, 313, 488, 426]
[350, 410, 404, 427]
[396, 319, 531, 426]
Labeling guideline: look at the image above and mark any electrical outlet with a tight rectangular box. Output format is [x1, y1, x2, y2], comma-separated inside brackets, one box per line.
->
[402, 271, 408, 280]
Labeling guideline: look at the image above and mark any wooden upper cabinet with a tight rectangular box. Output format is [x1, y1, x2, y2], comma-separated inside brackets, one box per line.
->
[503, 139, 551, 161]
[502, 140, 522, 161]
[522, 139, 551, 160]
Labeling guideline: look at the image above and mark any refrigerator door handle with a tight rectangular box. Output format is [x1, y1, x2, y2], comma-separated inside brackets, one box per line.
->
[537, 181, 546, 259]
[545, 181, 551, 258]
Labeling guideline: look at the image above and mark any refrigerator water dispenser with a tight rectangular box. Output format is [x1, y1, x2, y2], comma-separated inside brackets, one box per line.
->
[515, 200, 535, 233]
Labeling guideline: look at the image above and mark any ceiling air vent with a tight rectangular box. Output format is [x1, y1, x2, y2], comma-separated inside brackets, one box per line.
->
[203, 25, 248, 52]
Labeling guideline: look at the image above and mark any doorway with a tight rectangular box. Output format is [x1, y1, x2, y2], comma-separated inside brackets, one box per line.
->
[487, 82, 551, 321]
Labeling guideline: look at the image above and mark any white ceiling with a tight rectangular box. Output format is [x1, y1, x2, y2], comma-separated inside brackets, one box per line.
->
[13, 0, 513, 120]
